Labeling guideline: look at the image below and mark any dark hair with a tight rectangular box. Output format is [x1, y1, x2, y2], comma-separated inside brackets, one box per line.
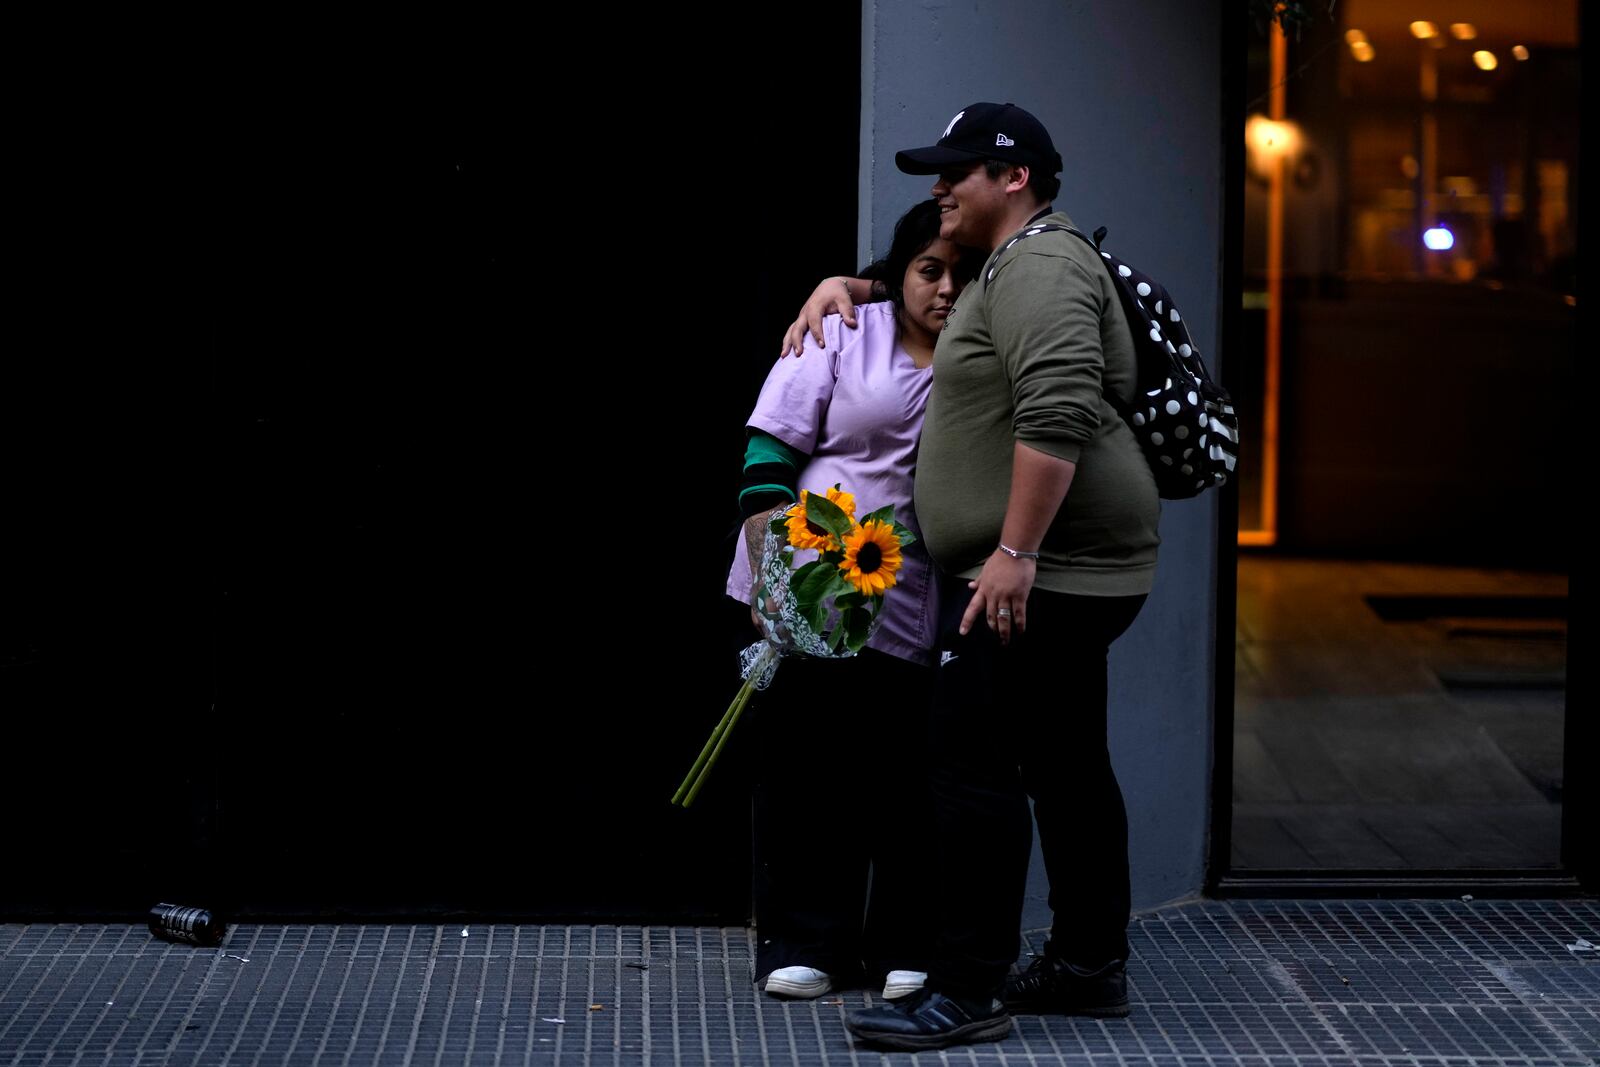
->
[983, 158, 1061, 205]
[858, 199, 982, 309]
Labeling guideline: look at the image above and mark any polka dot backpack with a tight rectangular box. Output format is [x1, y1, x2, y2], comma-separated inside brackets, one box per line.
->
[988, 224, 1238, 499]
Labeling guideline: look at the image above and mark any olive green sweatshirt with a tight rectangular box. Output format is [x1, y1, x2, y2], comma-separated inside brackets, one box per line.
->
[913, 210, 1160, 596]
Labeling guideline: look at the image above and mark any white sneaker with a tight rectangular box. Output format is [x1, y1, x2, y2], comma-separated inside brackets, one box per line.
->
[881, 969, 927, 999]
[764, 965, 833, 998]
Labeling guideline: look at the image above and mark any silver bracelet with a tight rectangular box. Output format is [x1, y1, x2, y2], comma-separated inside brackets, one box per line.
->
[997, 542, 1040, 560]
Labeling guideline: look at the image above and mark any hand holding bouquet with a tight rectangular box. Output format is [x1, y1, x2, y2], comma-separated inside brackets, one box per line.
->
[671, 485, 916, 807]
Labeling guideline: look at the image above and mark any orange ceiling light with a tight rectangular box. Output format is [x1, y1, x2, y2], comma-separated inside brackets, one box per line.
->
[1473, 50, 1499, 70]
[1513, 45, 1530, 60]
[1410, 21, 1439, 38]
[1351, 41, 1376, 62]
[1450, 23, 1478, 40]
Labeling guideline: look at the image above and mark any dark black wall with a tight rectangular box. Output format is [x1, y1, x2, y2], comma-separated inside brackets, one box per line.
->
[2, 16, 860, 922]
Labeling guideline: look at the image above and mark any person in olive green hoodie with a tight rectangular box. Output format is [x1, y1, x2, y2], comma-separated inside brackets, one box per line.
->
[788, 103, 1159, 1052]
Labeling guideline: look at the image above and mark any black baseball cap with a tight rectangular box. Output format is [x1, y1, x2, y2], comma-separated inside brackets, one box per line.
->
[895, 102, 1063, 176]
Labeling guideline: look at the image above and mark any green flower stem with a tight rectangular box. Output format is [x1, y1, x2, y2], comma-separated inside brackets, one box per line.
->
[672, 646, 777, 808]
[671, 691, 737, 805]
[679, 673, 758, 808]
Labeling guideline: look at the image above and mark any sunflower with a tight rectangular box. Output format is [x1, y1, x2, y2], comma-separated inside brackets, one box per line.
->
[837, 519, 903, 597]
[785, 486, 857, 551]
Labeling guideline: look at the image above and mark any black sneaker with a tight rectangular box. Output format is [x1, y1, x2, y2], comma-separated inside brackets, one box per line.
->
[1003, 955, 1130, 1017]
[845, 988, 1012, 1050]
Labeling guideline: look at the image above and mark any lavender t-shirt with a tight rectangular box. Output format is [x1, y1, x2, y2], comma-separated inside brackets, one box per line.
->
[726, 302, 937, 666]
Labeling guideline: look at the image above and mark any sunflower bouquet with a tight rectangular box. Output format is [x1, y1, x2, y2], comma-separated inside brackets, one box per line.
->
[671, 485, 915, 807]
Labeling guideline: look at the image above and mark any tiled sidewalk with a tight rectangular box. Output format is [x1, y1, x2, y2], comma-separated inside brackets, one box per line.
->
[2, 899, 1596, 1065]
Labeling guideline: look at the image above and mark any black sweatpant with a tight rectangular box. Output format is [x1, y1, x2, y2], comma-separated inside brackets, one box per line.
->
[750, 645, 934, 986]
[925, 574, 1147, 1000]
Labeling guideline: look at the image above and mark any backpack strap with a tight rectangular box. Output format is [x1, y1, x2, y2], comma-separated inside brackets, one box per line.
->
[978, 221, 1237, 498]
[983, 223, 1083, 286]
[989, 224, 1220, 391]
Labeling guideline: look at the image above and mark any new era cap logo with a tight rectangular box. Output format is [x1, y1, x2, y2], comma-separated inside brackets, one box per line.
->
[943, 110, 966, 138]
[996, 133, 1015, 147]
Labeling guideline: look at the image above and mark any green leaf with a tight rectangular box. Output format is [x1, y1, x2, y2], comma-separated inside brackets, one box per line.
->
[800, 491, 854, 543]
[795, 561, 841, 602]
[790, 560, 827, 587]
[844, 606, 872, 652]
[856, 504, 918, 551]
[793, 566, 839, 633]
[827, 622, 847, 652]
[834, 591, 866, 610]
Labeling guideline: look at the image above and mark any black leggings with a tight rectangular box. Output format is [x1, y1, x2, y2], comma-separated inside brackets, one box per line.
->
[749, 642, 934, 985]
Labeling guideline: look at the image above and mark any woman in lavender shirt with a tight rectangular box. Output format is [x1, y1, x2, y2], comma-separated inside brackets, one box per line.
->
[726, 200, 978, 1002]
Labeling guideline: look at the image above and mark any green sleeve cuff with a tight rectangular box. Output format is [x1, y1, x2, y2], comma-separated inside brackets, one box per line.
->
[1014, 434, 1083, 465]
[738, 430, 807, 519]
[743, 429, 803, 471]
